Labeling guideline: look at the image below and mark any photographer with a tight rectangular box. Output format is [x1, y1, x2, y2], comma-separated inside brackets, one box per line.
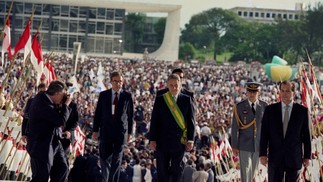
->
[26, 80, 72, 182]
[21, 83, 47, 144]
[60, 82, 79, 154]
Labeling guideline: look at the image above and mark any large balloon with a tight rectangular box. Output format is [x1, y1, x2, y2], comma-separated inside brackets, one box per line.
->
[264, 56, 296, 82]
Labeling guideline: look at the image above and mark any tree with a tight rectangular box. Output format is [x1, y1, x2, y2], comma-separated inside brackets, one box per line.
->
[305, 2, 323, 57]
[124, 13, 146, 52]
[154, 17, 166, 44]
[275, 19, 307, 64]
[179, 43, 195, 61]
[181, 8, 239, 57]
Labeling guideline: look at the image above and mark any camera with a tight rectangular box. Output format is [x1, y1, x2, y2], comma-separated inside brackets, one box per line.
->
[62, 133, 67, 138]
[61, 93, 68, 104]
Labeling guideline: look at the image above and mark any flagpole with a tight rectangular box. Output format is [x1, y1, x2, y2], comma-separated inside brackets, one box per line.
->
[12, 63, 32, 111]
[0, 53, 18, 97]
[14, 150, 28, 181]
[22, 163, 31, 181]
[0, 131, 20, 176]
[0, 121, 17, 155]
[300, 64, 318, 136]
[3, 53, 31, 117]
[0, 6, 36, 96]
[4, 141, 21, 180]
[0, 0, 14, 41]
[306, 49, 322, 105]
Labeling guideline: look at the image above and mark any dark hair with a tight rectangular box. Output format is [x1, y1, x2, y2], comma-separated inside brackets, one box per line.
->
[279, 81, 295, 92]
[167, 74, 180, 82]
[110, 71, 122, 80]
[46, 80, 66, 96]
[196, 163, 204, 170]
[37, 83, 46, 90]
[172, 68, 184, 74]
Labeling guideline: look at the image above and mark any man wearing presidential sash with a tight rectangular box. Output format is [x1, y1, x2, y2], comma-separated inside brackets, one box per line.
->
[231, 82, 268, 182]
[149, 74, 195, 182]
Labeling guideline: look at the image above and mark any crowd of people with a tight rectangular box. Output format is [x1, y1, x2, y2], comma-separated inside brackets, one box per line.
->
[0, 52, 322, 181]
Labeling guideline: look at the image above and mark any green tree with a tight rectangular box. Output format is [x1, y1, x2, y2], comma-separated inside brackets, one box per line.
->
[154, 17, 166, 44]
[181, 8, 239, 59]
[179, 43, 195, 61]
[305, 2, 323, 57]
[275, 19, 307, 64]
[124, 13, 146, 52]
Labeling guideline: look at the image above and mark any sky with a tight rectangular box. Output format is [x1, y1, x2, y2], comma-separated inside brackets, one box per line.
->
[172, 0, 320, 28]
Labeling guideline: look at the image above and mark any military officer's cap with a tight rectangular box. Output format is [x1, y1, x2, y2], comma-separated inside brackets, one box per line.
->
[246, 82, 262, 92]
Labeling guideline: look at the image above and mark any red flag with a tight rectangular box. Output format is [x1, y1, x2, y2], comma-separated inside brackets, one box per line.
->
[43, 62, 56, 85]
[1, 18, 12, 65]
[49, 63, 57, 81]
[300, 69, 312, 111]
[14, 20, 32, 60]
[31, 31, 44, 84]
[31, 32, 43, 64]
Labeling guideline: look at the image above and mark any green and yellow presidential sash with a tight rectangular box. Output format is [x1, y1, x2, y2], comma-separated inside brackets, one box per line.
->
[163, 92, 187, 145]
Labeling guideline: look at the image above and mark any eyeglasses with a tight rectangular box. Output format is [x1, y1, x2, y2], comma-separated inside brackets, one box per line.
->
[112, 80, 123, 84]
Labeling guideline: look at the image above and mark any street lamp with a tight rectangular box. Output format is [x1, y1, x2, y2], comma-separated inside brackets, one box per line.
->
[119, 39, 123, 55]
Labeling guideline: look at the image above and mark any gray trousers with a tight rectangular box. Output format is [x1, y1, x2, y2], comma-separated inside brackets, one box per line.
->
[239, 150, 259, 182]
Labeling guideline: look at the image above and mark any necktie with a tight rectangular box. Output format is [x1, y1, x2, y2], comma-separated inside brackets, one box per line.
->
[251, 103, 256, 115]
[113, 92, 118, 116]
[283, 105, 289, 137]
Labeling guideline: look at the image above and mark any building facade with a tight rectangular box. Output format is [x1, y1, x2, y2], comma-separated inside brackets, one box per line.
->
[0, 0, 182, 61]
[230, 6, 306, 24]
[0, 0, 125, 55]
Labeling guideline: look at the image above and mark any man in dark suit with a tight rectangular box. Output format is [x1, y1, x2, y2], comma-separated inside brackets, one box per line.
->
[260, 81, 311, 182]
[231, 82, 267, 182]
[149, 74, 195, 182]
[27, 80, 72, 182]
[156, 68, 194, 99]
[60, 82, 79, 154]
[92, 71, 134, 182]
[60, 100, 78, 152]
[21, 83, 47, 143]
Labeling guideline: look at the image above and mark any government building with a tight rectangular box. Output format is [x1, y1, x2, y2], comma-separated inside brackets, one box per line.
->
[0, 0, 181, 61]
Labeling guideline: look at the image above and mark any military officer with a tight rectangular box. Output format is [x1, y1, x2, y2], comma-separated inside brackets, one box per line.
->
[231, 82, 268, 182]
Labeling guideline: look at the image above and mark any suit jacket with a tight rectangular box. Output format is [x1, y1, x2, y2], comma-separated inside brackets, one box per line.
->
[231, 99, 267, 152]
[22, 91, 46, 136]
[93, 89, 134, 145]
[157, 87, 194, 99]
[61, 101, 79, 148]
[21, 97, 33, 136]
[259, 102, 311, 169]
[149, 93, 195, 151]
[26, 92, 71, 162]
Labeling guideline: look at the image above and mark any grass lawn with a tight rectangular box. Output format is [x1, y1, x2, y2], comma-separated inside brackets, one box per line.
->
[195, 50, 233, 63]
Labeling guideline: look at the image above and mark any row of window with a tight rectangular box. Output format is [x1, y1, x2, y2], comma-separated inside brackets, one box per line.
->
[41, 34, 121, 54]
[237, 11, 303, 20]
[0, 16, 123, 36]
[0, 1, 125, 20]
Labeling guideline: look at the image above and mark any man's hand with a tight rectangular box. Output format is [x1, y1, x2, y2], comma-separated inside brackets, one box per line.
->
[149, 141, 157, 151]
[186, 141, 194, 151]
[92, 132, 98, 141]
[232, 148, 239, 156]
[127, 134, 132, 143]
[21, 135, 27, 144]
[260, 156, 268, 166]
[63, 131, 71, 139]
[303, 159, 310, 167]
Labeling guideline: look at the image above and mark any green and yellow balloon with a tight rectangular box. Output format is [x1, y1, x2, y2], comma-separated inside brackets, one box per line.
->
[264, 56, 297, 82]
